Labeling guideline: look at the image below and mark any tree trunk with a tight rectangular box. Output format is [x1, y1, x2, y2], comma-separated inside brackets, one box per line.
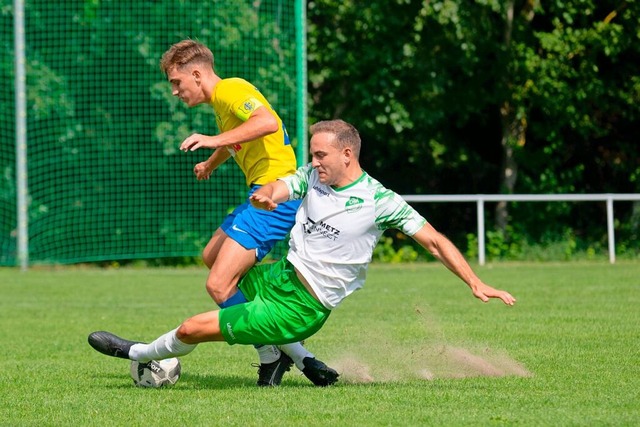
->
[495, 102, 525, 232]
[494, 0, 532, 232]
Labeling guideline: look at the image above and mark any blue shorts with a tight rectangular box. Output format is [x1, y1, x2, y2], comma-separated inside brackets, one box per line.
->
[220, 185, 301, 261]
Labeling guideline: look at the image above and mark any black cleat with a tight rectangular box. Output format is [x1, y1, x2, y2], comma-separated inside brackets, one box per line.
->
[88, 331, 139, 360]
[256, 352, 293, 386]
[302, 357, 339, 386]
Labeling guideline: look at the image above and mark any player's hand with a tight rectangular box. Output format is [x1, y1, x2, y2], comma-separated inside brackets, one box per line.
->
[180, 133, 218, 152]
[471, 283, 516, 306]
[249, 194, 278, 211]
[193, 162, 213, 180]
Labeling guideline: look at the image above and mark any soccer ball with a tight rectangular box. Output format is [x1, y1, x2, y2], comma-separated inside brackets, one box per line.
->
[130, 358, 181, 388]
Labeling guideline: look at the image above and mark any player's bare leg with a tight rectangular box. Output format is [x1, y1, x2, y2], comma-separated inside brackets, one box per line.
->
[201, 232, 292, 385]
[202, 230, 337, 386]
[202, 227, 226, 270]
[87, 310, 223, 363]
[204, 233, 255, 303]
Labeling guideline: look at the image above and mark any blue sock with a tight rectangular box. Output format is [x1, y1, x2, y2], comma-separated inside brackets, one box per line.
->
[218, 289, 248, 308]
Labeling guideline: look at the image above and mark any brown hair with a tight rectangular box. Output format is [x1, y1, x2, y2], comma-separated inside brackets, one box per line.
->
[160, 40, 214, 75]
[309, 119, 361, 159]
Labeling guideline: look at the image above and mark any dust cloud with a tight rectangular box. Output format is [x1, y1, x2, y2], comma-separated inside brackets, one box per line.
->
[330, 344, 531, 384]
[326, 306, 531, 383]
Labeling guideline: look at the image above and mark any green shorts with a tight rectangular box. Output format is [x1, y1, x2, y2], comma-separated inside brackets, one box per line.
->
[218, 257, 331, 345]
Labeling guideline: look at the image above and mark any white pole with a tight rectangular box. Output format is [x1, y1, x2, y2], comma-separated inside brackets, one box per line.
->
[477, 199, 485, 265]
[294, 0, 308, 166]
[14, 0, 28, 270]
[606, 197, 615, 264]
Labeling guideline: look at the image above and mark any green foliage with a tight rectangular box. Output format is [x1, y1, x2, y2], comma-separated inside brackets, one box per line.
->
[518, 1, 640, 198]
[465, 223, 639, 262]
[308, 0, 640, 252]
[2, 1, 640, 266]
[372, 234, 421, 263]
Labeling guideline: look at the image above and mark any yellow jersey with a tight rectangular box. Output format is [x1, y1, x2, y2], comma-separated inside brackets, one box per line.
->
[211, 77, 297, 186]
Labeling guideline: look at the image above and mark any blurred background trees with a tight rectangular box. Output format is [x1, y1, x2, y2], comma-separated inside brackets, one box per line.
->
[2, 0, 638, 263]
[307, 0, 640, 257]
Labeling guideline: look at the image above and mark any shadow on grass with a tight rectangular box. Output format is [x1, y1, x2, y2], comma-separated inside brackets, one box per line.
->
[96, 371, 326, 390]
[178, 372, 333, 389]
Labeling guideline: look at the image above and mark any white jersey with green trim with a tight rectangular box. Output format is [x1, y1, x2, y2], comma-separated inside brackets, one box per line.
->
[280, 164, 427, 310]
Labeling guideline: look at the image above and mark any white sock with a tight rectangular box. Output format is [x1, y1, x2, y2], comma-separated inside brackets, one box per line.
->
[129, 328, 197, 363]
[254, 344, 281, 364]
[280, 342, 314, 371]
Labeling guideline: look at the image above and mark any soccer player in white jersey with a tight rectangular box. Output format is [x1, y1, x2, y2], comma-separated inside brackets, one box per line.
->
[88, 120, 516, 383]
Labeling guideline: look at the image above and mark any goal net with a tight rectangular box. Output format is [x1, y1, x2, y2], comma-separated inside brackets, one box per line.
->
[1, 0, 302, 265]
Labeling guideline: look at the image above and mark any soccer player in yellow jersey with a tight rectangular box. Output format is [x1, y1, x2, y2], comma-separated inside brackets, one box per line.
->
[159, 40, 338, 387]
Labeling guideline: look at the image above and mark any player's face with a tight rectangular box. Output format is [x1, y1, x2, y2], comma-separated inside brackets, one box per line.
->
[310, 132, 348, 186]
[166, 65, 204, 107]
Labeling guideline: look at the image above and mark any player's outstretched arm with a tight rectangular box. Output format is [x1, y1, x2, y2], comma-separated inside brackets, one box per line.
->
[193, 148, 231, 180]
[180, 107, 278, 152]
[411, 223, 516, 306]
[249, 180, 290, 211]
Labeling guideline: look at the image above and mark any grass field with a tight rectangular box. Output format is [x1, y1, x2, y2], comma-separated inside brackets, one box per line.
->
[1, 262, 638, 426]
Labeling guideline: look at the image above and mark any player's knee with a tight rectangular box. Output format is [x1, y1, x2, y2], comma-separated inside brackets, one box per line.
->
[176, 321, 193, 341]
[176, 317, 206, 343]
[205, 278, 234, 304]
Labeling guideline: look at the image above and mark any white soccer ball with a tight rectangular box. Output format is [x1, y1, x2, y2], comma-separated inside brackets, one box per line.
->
[130, 358, 181, 388]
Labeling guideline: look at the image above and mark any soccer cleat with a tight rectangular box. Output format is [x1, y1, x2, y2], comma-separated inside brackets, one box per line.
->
[302, 357, 340, 386]
[88, 331, 140, 360]
[255, 352, 293, 386]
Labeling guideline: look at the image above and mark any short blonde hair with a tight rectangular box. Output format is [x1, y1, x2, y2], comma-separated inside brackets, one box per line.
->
[309, 119, 361, 159]
[160, 40, 214, 75]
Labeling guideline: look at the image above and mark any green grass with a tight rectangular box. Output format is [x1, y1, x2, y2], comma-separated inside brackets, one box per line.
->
[1, 262, 638, 426]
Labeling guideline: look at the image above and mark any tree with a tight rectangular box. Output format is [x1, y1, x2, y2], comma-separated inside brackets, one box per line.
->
[307, 0, 640, 252]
